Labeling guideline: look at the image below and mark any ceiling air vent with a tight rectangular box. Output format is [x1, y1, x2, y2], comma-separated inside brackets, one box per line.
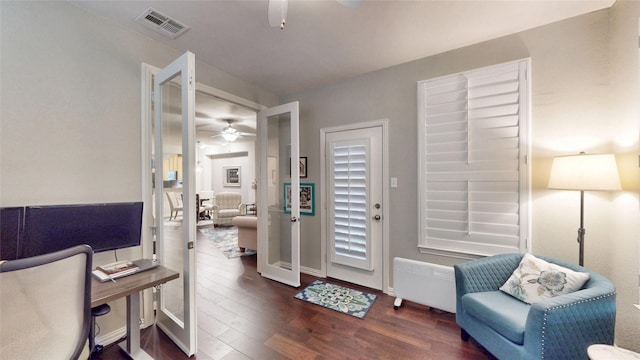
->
[135, 8, 190, 39]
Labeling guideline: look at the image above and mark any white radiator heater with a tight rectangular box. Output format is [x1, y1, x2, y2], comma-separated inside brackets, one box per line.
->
[392, 257, 456, 313]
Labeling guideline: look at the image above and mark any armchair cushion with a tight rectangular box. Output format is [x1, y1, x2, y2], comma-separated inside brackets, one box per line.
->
[499, 253, 590, 304]
[462, 291, 530, 345]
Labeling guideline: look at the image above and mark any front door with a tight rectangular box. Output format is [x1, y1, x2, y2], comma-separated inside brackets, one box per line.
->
[257, 102, 301, 287]
[153, 51, 197, 356]
[324, 123, 385, 290]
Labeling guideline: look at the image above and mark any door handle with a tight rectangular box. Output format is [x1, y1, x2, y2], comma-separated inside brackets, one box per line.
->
[373, 215, 381, 221]
[291, 216, 299, 223]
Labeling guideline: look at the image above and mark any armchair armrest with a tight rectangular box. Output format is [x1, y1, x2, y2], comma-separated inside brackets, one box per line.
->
[522, 273, 616, 360]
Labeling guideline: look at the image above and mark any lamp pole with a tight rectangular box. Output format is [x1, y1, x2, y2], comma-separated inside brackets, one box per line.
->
[577, 190, 585, 266]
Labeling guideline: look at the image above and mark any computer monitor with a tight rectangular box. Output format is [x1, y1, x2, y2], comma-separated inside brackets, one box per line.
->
[21, 202, 143, 258]
[0, 207, 24, 260]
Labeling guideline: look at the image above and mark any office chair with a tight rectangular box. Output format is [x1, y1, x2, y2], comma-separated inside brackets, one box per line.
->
[0, 245, 93, 360]
[90, 303, 110, 355]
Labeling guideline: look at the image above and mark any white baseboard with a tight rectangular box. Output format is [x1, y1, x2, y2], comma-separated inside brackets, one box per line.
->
[95, 326, 126, 347]
[301, 266, 323, 278]
[387, 286, 395, 297]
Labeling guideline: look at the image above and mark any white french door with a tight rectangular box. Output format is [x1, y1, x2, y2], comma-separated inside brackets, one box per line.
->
[153, 51, 197, 356]
[257, 102, 301, 287]
[323, 123, 385, 290]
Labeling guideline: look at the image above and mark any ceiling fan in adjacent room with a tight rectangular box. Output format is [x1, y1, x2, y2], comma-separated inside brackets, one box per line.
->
[209, 119, 255, 143]
[268, 0, 362, 29]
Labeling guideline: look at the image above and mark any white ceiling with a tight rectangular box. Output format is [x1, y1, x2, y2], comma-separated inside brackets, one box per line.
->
[72, 0, 614, 144]
[73, 0, 614, 97]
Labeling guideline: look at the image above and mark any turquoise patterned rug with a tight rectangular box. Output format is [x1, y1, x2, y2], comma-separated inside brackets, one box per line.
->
[294, 280, 377, 319]
[199, 226, 256, 259]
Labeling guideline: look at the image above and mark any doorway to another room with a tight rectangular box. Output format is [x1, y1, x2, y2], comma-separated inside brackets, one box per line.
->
[194, 88, 258, 218]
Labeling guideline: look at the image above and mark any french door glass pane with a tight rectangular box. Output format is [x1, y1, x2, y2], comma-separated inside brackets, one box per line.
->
[266, 112, 291, 269]
[159, 78, 185, 324]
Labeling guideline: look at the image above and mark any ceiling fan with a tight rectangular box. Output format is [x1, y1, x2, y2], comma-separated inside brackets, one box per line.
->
[268, 0, 362, 29]
[211, 119, 255, 142]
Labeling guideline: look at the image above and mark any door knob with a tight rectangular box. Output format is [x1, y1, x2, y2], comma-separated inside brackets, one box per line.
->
[291, 216, 299, 223]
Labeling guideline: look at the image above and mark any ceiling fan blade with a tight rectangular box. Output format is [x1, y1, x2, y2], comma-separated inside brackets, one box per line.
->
[268, 0, 288, 28]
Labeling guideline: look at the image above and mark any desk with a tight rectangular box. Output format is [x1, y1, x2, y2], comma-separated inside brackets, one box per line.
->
[92, 265, 179, 360]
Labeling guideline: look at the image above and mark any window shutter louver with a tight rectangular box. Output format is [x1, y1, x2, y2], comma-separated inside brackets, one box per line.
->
[418, 60, 529, 256]
[330, 140, 372, 269]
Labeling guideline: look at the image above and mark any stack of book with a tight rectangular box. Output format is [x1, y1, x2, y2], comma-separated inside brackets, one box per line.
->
[93, 260, 139, 282]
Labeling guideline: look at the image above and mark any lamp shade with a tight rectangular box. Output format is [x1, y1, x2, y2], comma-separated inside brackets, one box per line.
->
[548, 153, 621, 191]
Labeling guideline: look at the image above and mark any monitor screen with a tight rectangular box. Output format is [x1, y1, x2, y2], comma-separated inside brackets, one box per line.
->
[1, 207, 24, 260]
[21, 202, 143, 258]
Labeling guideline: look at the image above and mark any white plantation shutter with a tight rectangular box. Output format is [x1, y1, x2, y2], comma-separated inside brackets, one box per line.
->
[329, 139, 372, 270]
[417, 59, 530, 256]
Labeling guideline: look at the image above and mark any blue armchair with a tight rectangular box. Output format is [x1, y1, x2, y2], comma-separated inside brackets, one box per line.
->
[454, 253, 616, 360]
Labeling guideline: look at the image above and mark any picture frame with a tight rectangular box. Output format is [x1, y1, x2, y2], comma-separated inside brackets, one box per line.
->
[223, 166, 241, 187]
[289, 156, 308, 178]
[299, 157, 308, 178]
[283, 182, 315, 216]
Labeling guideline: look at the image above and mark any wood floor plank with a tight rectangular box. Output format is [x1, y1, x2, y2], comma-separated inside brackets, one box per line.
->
[98, 228, 495, 360]
[264, 333, 319, 360]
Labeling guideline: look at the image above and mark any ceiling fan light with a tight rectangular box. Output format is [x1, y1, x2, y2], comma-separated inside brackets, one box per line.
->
[222, 132, 239, 142]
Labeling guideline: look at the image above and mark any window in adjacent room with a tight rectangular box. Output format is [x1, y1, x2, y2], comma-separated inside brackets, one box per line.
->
[417, 59, 531, 257]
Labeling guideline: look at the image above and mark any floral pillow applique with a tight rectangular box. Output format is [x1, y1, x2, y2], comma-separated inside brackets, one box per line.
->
[499, 253, 590, 304]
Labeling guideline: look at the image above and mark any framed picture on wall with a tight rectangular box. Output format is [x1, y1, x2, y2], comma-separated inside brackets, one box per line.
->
[283, 182, 315, 216]
[288, 156, 308, 178]
[299, 157, 308, 178]
[223, 166, 241, 186]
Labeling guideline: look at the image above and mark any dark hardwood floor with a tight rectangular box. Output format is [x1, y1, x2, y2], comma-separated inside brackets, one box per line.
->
[96, 229, 495, 360]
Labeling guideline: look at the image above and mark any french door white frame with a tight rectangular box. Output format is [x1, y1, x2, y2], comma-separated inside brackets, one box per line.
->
[257, 102, 301, 287]
[140, 59, 265, 356]
[320, 119, 390, 293]
[153, 51, 197, 356]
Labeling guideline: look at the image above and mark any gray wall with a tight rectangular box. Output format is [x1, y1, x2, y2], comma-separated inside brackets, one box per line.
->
[1, 0, 277, 343]
[284, 3, 640, 351]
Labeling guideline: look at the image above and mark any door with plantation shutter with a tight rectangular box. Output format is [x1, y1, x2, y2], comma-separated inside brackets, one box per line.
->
[326, 126, 383, 290]
[417, 59, 530, 257]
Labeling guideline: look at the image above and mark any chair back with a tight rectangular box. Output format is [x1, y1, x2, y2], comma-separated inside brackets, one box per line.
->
[0, 245, 92, 359]
[215, 192, 242, 209]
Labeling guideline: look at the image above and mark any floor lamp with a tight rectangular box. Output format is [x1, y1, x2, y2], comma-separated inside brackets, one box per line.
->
[548, 153, 621, 266]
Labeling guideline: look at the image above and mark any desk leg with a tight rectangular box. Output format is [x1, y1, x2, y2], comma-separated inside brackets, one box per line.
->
[119, 292, 154, 360]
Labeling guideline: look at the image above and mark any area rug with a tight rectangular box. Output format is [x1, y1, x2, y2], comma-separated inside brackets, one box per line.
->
[199, 226, 256, 259]
[294, 280, 377, 319]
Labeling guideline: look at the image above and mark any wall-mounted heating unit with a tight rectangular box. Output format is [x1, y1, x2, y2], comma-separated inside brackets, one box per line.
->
[392, 257, 456, 313]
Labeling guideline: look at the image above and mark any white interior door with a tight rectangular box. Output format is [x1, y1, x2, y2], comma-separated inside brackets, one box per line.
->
[324, 125, 384, 290]
[153, 51, 197, 356]
[257, 102, 300, 287]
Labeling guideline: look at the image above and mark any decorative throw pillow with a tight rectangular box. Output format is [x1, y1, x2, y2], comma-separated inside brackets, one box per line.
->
[499, 253, 590, 304]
